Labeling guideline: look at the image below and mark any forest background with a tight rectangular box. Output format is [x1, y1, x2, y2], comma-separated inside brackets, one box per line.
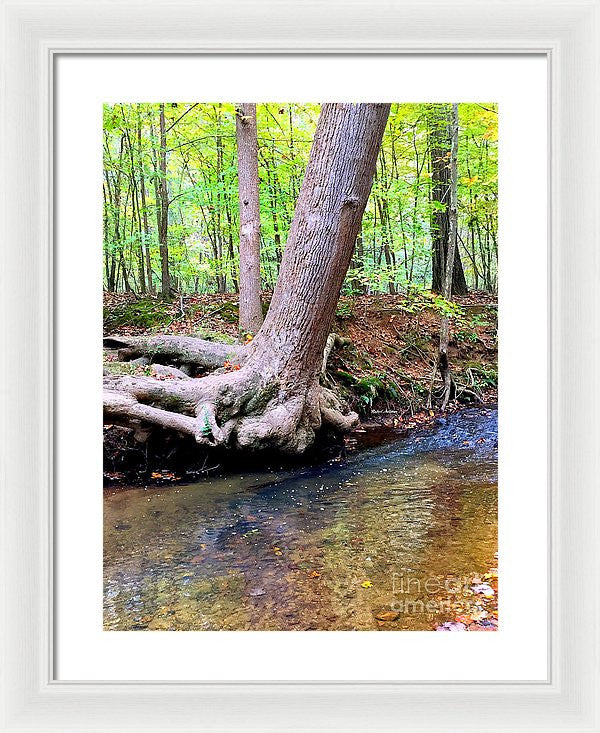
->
[102, 101, 498, 473]
[102, 102, 497, 300]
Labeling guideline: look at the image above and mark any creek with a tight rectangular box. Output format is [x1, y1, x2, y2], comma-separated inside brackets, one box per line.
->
[104, 406, 497, 630]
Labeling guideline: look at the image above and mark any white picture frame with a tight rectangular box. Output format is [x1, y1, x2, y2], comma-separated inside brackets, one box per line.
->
[1, 0, 598, 730]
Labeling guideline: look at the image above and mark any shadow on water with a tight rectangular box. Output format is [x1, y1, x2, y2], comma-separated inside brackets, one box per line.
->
[104, 406, 498, 630]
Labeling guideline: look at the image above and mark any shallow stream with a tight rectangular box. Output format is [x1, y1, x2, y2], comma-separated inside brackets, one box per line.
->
[104, 407, 497, 630]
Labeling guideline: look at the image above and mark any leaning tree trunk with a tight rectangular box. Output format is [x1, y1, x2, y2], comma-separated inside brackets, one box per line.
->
[235, 103, 264, 334]
[429, 103, 468, 296]
[104, 103, 390, 454]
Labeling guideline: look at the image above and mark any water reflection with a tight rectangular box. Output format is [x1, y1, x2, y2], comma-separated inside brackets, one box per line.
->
[104, 407, 497, 630]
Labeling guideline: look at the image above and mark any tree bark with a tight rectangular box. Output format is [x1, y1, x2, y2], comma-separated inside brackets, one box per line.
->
[137, 109, 155, 295]
[429, 103, 468, 296]
[157, 104, 171, 299]
[104, 103, 390, 454]
[438, 104, 459, 409]
[235, 103, 264, 333]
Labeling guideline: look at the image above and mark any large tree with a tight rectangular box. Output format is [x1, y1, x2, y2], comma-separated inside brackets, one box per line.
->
[235, 103, 264, 333]
[104, 103, 390, 454]
[428, 103, 468, 296]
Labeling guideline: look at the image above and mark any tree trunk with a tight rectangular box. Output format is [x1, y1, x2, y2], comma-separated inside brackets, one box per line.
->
[429, 103, 468, 296]
[158, 104, 171, 299]
[438, 104, 459, 409]
[137, 110, 155, 295]
[104, 103, 390, 454]
[235, 103, 264, 333]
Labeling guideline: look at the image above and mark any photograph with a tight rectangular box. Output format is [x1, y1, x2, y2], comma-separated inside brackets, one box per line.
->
[102, 101, 498, 632]
[7, 0, 600, 724]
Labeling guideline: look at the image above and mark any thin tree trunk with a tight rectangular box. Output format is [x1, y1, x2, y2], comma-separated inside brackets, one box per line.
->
[349, 231, 365, 294]
[235, 103, 264, 333]
[429, 103, 468, 296]
[214, 107, 227, 293]
[158, 104, 171, 299]
[438, 104, 459, 410]
[137, 110, 154, 294]
[224, 198, 239, 292]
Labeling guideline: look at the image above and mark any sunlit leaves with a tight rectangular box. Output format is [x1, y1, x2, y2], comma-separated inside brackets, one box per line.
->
[103, 101, 497, 295]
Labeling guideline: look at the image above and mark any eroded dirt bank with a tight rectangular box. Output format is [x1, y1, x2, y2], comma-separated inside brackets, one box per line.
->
[103, 291, 497, 484]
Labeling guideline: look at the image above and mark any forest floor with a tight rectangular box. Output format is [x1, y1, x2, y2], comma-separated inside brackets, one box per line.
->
[103, 290, 497, 482]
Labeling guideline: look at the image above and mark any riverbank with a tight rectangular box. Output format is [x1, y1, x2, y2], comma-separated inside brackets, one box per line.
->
[103, 291, 497, 484]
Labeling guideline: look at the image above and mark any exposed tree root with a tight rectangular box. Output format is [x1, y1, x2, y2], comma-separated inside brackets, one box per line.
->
[103, 334, 244, 371]
[103, 355, 358, 455]
[320, 333, 351, 384]
[319, 386, 359, 431]
[104, 390, 197, 437]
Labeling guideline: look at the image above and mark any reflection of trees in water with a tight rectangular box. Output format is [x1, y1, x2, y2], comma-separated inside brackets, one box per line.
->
[103, 429, 497, 630]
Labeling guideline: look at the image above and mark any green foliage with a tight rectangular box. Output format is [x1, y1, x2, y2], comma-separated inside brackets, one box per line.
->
[103, 102, 497, 296]
[396, 285, 466, 320]
[197, 406, 213, 437]
[354, 374, 401, 414]
[464, 362, 498, 388]
[335, 301, 353, 319]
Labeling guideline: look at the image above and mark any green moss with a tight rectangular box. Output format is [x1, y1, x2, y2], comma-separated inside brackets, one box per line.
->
[216, 301, 239, 324]
[103, 361, 145, 375]
[193, 328, 237, 345]
[353, 374, 401, 414]
[335, 369, 358, 386]
[244, 381, 279, 414]
[103, 299, 171, 330]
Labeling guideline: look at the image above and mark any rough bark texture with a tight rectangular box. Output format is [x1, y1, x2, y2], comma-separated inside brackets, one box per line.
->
[104, 103, 390, 454]
[429, 103, 468, 296]
[235, 103, 264, 333]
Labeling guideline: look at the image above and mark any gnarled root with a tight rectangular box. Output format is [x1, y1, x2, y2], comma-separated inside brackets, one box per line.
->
[103, 365, 358, 455]
[320, 333, 351, 384]
[104, 390, 197, 437]
[319, 387, 359, 432]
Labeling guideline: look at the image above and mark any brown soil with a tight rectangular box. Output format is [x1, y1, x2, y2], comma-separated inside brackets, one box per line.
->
[103, 291, 497, 481]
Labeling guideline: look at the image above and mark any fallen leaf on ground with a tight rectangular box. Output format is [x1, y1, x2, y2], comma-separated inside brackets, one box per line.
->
[375, 611, 400, 622]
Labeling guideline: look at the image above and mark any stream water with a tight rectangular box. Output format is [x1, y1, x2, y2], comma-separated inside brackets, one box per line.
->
[104, 406, 497, 631]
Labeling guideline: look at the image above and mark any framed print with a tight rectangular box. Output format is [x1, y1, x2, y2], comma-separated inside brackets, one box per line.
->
[1, 1, 599, 731]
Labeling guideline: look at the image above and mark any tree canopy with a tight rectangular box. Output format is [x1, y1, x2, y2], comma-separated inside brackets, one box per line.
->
[102, 102, 498, 297]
